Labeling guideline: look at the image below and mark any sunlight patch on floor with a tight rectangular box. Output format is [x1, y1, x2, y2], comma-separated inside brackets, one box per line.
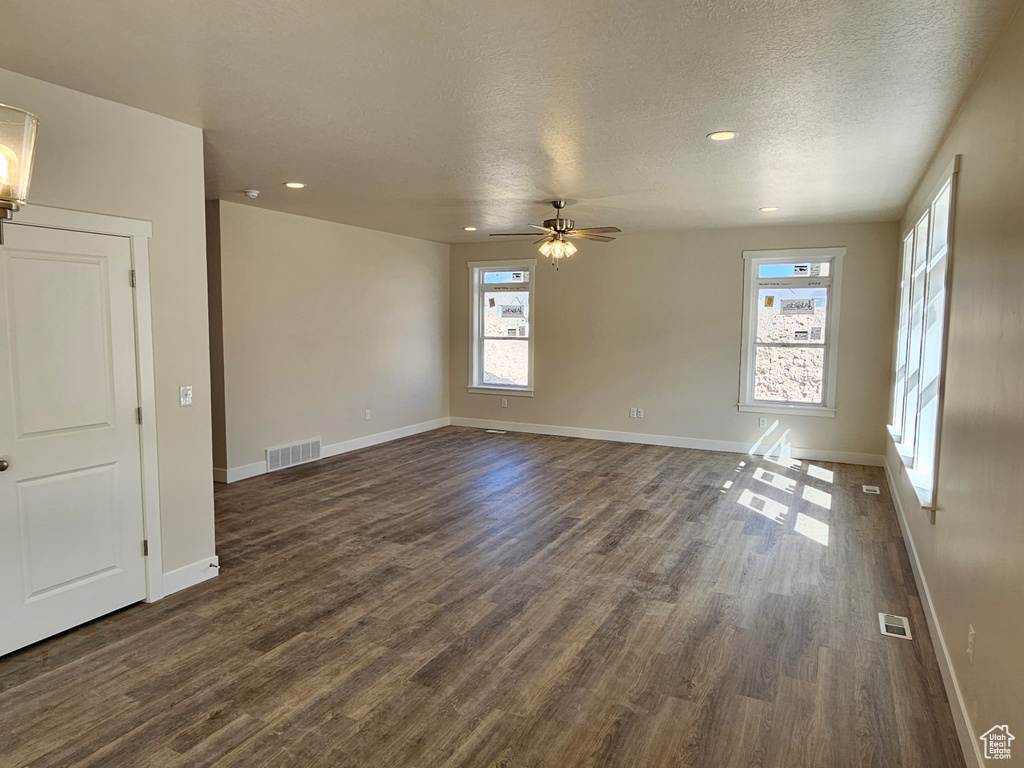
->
[794, 512, 829, 546]
[801, 485, 832, 510]
[753, 467, 796, 494]
[806, 464, 834, 483]
[764, 455, 802, 471]
[737, 488, 788, 523]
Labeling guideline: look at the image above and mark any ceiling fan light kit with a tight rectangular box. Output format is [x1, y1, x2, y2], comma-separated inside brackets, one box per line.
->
[490, 199, 620, 270]
[538, 237, 576, 261]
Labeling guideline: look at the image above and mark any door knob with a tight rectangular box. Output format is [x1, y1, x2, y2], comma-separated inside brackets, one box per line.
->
[0, 458, 8, 471]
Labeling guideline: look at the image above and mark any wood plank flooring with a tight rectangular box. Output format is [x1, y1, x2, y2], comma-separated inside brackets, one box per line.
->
[0, 427, 965, 767]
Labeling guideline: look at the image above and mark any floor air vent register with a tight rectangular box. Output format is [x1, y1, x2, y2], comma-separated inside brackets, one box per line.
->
[878, 613, 913, 640]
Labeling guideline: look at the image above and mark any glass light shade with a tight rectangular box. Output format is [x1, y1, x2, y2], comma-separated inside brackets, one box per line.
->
[539, 237, 579, 263]
[0, 104, 39, 213]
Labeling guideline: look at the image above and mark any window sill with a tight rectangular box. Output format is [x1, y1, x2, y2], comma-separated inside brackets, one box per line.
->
[905, 469, 935, 509]
[887, 426, 935, 509]
[468, 386, 534, 398]
[737, 403, 835, 418]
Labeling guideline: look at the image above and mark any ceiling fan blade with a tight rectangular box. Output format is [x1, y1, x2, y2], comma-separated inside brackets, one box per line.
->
[527, 224, 552, 231]
[534, 236, 554, 245]
[489, 233, 539, 237]
[566, 233, 615, 242]
[567, 226, 621, 234]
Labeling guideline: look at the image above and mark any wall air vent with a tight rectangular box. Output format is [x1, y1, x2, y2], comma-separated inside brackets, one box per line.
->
[878, 612, 913, 640]
[266, 438, 321, 473]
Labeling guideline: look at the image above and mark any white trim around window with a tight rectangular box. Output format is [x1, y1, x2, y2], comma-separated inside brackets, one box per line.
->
[467, 259, 536, 396]
[738, 247, 845, 417]
[888, 156, 959, 510]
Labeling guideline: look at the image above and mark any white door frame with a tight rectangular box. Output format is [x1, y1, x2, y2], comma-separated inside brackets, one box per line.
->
[8, 205, 164, 602]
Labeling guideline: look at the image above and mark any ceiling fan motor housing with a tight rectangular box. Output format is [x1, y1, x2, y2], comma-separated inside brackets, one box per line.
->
[543, 217, 573, 232]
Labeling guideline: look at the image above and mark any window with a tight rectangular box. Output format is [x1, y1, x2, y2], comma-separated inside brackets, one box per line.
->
[468, 260, 535, 396]
[739, 248, 845, 416]
[889, 158, 958, 506]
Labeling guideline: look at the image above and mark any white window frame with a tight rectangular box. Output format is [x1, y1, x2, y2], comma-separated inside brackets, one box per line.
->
[888, 156, 959, 510]
[467, 259, 536, 396]
[738, 247, 845, 417]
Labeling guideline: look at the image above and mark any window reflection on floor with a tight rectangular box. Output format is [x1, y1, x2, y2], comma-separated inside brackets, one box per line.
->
[732, 449, 832, 546]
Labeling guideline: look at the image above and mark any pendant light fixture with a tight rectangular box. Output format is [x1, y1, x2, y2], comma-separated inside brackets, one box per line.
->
[0, 105, 39, 219]
[0, 104, 39, 244]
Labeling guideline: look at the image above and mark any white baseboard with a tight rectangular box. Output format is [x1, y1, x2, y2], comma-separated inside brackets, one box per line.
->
[449, 417, 884, 467]
[218, 461, 266, 484]
[216, 417, 881, 483]
[884, 458, 981, 768]
[795, 448, 885, 467]
[216, 417, 451, 484]
[321, 417, 450, 459]
[163, 555, 220, 596]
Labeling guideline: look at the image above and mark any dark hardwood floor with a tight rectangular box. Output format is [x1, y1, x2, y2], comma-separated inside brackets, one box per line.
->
[0, 427, 965, 767]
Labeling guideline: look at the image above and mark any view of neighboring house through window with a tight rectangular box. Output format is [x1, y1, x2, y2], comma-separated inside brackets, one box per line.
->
[468, 260, 535, 395]
[739, 248, 845, 415]
[889, 158, 958, 504]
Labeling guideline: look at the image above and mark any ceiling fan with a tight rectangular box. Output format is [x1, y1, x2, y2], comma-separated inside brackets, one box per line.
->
[490, 200, 621, 268]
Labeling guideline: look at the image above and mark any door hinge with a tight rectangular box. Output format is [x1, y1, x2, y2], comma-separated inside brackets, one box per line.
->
[143, 540, 149, 557]
[130, 269, 137, 288]
[136, 406, 142, 424]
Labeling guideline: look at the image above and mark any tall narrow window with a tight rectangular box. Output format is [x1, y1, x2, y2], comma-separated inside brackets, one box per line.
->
[891, 234, 914, 435]
[739, 248, 845, 416]
[890, 158, 958, 505]
[468, 260, 535, 396]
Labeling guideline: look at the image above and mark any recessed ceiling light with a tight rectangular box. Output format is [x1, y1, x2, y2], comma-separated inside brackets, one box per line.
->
[464, 226, 477, 231]
[284, 182, 306, 189]
[759, 206, 779, 212]
[706, 131, 738, 141]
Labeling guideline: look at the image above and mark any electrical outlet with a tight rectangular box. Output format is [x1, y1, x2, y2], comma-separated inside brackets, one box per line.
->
[967, 624, 975, 663]
[179, 385, 193, 407]
[629, 407, 638, 419]
[501, 398, 508, 408]
[636, 408, 644, 419]
[365, 409, 371, 421]
[758, 416, 768, 429]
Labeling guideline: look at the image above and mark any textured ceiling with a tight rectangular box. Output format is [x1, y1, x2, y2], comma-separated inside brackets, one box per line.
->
[1, 0, 1018, 242]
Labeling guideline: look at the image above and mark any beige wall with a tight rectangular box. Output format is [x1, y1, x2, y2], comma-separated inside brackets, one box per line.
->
[212, 201, 449, 471]
[0, 69, 214, 573]
[451, 223, 898, 459]
[887, 5, 1024, 760]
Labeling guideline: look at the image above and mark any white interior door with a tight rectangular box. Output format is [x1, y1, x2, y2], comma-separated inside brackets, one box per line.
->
[0, 222, 146, 656]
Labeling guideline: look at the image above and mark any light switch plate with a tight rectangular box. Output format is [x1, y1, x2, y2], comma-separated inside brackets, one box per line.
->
[179, 385, 193, 407]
